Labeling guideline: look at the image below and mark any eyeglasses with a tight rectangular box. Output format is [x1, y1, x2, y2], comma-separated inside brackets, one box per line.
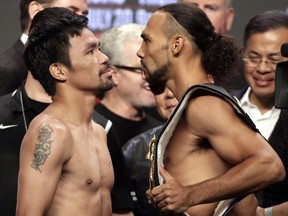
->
[113, 65, 143, 75]
[243, 56, 283, 69]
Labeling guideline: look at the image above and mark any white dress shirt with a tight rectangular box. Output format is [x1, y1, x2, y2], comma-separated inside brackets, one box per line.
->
[20, 33, 28, 45]
[240, 87, 280, 140]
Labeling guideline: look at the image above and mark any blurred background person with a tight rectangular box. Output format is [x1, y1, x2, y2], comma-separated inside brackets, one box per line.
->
[178, 0, 246, 90]
[96, 23, 162, 147]
[179, 0, 234, 34]
[233, 10, 288, 216]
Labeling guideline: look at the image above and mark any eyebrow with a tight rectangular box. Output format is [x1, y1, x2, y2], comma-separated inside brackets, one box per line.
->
[192, 2, 222, 9]
[141, 32, 149, 40]
[84, 42, 98, 52]
[248, 50, 282, 57]
[68, 6, 89, 16]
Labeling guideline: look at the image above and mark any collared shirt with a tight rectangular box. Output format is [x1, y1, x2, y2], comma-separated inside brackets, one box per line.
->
[240, 87, 280, 139]
[20, 33, 28, 45]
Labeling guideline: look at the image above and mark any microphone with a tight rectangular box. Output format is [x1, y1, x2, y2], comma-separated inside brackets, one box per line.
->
[281, 43, 288, 57]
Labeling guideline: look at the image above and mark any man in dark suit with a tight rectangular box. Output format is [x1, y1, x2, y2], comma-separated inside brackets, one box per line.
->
[0, 0, 88, 96]
[0, 39, 27, 96]
[232, 10, 288, 215]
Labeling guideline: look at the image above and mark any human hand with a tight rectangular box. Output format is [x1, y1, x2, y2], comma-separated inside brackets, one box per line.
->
[151, 166, 190, 213]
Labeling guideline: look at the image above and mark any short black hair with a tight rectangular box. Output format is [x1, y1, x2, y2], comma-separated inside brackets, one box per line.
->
[23, 7, 88, 96]
[244, 10, 288, 47]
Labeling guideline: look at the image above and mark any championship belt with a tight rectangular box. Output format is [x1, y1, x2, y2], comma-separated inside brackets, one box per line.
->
[145, 83, 258, 216]
[145, 134, 156, 205]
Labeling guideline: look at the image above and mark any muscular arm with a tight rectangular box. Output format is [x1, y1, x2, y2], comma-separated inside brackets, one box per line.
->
[184, 95, 284, 203]
[16, 118, 70, 216]
[152, 94, 285, 213]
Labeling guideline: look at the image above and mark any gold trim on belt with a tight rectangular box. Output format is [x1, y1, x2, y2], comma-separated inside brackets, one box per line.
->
[145, 134, 156, 205]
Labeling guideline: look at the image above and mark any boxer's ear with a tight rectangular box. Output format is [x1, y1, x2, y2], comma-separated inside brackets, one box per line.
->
[171, 36, 184, 55]
[49, 63, 67, 81]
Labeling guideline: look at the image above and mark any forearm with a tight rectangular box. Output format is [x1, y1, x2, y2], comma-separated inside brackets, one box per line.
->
[16, 188, 49, 216]
[16, 204, 45, 216]
[185, 154, 284, 206]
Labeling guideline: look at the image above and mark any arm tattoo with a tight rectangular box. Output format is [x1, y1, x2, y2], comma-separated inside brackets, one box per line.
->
[31, 125, 54, 172]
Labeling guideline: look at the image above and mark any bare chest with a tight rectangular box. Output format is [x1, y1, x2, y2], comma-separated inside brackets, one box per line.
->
[61, 131, 113, 191]
[163, 124, 229, 185]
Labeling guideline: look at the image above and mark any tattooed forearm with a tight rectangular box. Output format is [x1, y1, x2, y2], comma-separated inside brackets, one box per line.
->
[31, 125, 54, 172]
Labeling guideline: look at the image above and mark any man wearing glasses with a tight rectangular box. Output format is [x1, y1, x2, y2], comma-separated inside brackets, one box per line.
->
[95, 23, 162, 216]
[233, 10, 288, 216]
[96, 23, 161, 148]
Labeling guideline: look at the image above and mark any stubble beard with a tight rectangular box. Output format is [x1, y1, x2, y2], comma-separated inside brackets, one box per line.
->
[97, 68, 114, 95]
[146, 60, 171, 95]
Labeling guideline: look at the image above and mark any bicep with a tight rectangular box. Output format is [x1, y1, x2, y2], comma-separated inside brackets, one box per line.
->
[209, 116, 268, 164]
[17, 123, 68, 214]
[187, 96, 270, 164]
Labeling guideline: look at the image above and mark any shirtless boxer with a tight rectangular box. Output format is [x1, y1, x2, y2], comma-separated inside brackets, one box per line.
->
[16, 8, 114, 216]
[137, 3, 285, 216]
